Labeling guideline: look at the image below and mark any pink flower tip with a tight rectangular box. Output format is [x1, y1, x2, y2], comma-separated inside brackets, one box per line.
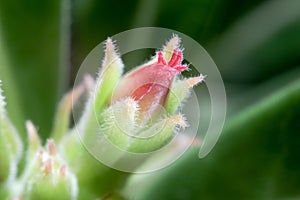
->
[157, 49, 188, 72]
[47, 139, 56, 156]
[111, 46, 190, 120]
[44, 158, 52, 176]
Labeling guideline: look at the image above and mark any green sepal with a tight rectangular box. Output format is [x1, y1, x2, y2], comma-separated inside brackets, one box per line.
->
[127, 115, 187, 153]
[165, 75, 205, 114]
[99, 97, 139, 150]
[80, 38, 124, 144]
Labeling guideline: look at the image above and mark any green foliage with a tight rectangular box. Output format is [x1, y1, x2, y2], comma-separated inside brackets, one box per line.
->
[127, 78, 300, 199]
[0, 0, 69, 138]
[0, 82, 23, 185]
[0, 0, 299, 199]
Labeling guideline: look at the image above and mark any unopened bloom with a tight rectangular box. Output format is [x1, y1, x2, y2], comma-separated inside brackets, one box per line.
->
[82, 35, 205, 153]
[11, 125, 78, 200]
[23, 141, 77, 200]
[111, 49, 188, 120]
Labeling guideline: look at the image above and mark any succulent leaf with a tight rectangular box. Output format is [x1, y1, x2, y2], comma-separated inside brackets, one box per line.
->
[26, 120, 42, 159]
[0, 81, 23, 185]
[50, 84, 84, 142]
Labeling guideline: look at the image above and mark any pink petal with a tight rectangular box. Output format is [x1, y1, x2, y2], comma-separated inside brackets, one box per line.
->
[111, 49, 187, 119]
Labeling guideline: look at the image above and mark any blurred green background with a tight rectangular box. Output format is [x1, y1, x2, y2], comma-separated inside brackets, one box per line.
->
[0, 0, 300, 199]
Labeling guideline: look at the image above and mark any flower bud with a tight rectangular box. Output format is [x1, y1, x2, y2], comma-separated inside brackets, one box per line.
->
[111, 48, 188, 120]
[14, 140, 78, 200]
[95, 35, 205, 153]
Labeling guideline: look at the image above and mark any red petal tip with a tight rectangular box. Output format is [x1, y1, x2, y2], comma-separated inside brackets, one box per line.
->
[157, 51, 167, 65]
[156, 49, 187, 72]
[174, 65, 188, 72]
[47, 139, 56, 156]
[168, 49, 183, 67]
[44, 158, 52, 176]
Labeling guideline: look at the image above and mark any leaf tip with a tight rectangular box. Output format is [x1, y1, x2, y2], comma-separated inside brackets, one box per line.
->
[103, 37, 121, 68]
[47, 139, 56, 156]
[186, 74, 206, 88]
[168, 115, 188, 128]
[83, 73, 95, 92]
[43, 158, 52, 176]
[26, 120, 41, 150]
[163, 34, 181, 52]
